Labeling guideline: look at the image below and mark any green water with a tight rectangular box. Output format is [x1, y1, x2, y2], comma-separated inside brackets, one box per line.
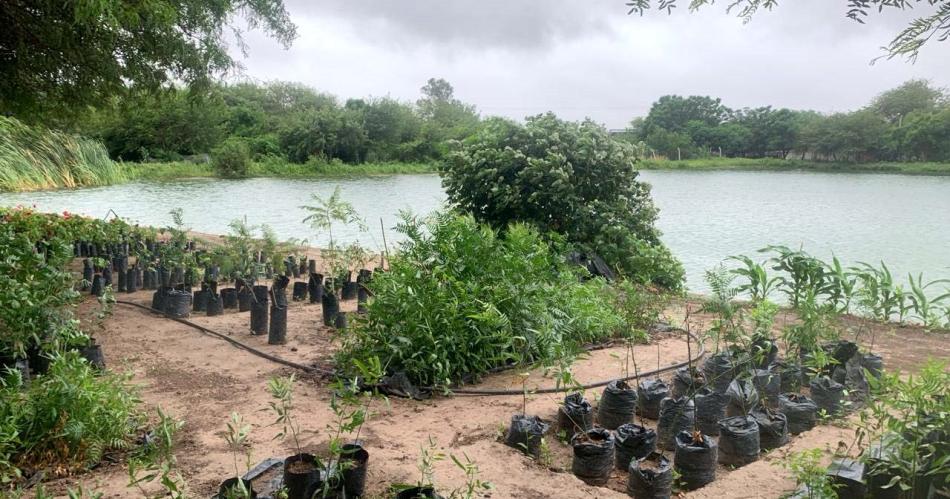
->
[3, 171, 948, 292]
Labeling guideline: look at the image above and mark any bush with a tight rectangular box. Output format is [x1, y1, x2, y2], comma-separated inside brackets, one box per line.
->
[440, 113, 683, 289]
[339, 212, 627, 387]
[0, 353, 142, 481]
[212, 138, 251, 178]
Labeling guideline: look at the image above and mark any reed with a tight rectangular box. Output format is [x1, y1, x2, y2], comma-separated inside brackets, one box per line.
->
[0, 117, 127, 191]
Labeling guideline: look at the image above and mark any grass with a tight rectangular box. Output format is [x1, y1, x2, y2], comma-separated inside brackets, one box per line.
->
[124, 158, 436, 182]
[638, 157, 950, 175]
[0, 117, 128, 191]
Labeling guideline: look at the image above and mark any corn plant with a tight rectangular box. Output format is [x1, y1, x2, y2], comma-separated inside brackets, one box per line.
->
[823, 256, 855, 314]
[760, 245, 829, 309]
[852, 262, 903, 322]
[728, 254, 779, 302]
[906, 274, 950, 329]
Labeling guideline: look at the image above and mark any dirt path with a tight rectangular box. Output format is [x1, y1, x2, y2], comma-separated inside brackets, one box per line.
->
[48, 289, 949, 498]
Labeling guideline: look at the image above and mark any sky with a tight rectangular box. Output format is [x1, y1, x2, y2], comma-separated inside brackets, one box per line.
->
[231, 0, 950, 129]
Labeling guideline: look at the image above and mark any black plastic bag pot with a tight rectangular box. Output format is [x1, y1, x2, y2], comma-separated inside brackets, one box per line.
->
[79, 343, 105, 369]
[194, 288, 210, 312]
[322, 292, 340, 327]
[862, 353, 884, 379]
[163, 289, 191, 318]
[827, 458, 866, 499]
[102, 266, 113, 287]
[340, 442, 369, 497]
[726, 378, 760, 417]
[125, 268, 138, 293]
[292, 282, 308, 301]
[694, 387, 728, 437]
[159, 267, 171, 287]
[845, 355, 870, 400]
[717, 415, 760, 466]
[82, 259, 94, 290]
[207, 293, 224, 317]
[637, 378, 669, 420]
[558, 393, 594, 435]
[778, 393, 818, 434]
[135, 266, 143, 289]
[626, 452, 672, 499]
[674, 431, 717, 491]
[238, 288, 253, 312]
[250, 285, 269, 335]
[571, 428, 615, 486]
[308, 259, 317, 274]
[752, 407, 789, 451]
[672, 366, 706, 399]
[750, 336, 779, 369]
[308, 273, 324, 304]
[703, 349, 740, 393]
[298, 259, 308, 277]
[342, 281, 359, 301]
[27, 347, 51, 376]
[776, 360, 803, 393]
[218, 477, 256, 498]
[334, 311, 348, 330]
[269, 302, 287, 345]
[357, 285, 369, 314]
[283, 453, 320, 499]
[152, 287, 167, 311]
[809, 376, 845, 416]
[395, 486, 443, 499]
[615, 423, 657, 471]
[505, 414, 548, 459]
[823, 340, 859, 371]
[90, 275, 104, 296]
[221, 288, 238, 309]
[751, 366, 781, 407]
[598, 380, 638, 430]
[656, 396, 695, 451]
[116, 256, 128, 292]
[272, 276, 289, 307]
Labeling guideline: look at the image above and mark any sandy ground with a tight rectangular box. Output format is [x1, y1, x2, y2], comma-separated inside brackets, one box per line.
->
[38, 282, 950, 499]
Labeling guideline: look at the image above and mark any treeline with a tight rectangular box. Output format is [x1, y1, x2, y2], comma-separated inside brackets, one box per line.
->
[622, 79, 950, 163]
[76, 78, 479, 165]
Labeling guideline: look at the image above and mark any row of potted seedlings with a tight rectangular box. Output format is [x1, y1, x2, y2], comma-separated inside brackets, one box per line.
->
[504, 338, 882, 498]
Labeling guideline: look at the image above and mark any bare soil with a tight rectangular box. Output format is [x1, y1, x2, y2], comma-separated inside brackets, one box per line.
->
[42, 283, 949, 499]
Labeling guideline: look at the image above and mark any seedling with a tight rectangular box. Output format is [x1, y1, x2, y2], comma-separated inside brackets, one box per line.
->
[268, 375, 303, 456]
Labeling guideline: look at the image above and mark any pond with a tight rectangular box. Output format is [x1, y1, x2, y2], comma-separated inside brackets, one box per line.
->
[3, 171, 949, 292]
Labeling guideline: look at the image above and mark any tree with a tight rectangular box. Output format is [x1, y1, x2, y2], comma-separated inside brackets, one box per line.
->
[0, 0, 297, 121]
[624, 0, 950, 60]
[642, 95, 730, 135]
[441, 113, 684, 289]
[871, 79, 945, 125]
[416, 78, 480, 146]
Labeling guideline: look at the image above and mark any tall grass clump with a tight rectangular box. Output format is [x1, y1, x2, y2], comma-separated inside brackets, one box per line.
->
[338, 212, 628, 388]
[0, 117, 126, 192]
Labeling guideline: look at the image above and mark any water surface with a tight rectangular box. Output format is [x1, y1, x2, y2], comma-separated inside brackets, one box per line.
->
[3, 171, 948, 292]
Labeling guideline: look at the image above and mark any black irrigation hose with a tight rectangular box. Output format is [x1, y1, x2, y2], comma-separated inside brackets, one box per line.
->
[115, 299, 706, 397]
[115, 300, 336, 376]
[443, 332, 707, 396]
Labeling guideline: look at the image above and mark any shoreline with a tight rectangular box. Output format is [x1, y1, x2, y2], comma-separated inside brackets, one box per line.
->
[637, 157, 950, 175]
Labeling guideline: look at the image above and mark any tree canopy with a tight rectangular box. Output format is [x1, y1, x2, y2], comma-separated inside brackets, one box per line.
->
[0, 0, 297, 121]
[624, 0, 950, 60]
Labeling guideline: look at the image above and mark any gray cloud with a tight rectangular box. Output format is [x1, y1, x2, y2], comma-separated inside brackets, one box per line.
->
[234, 0, 950, 128]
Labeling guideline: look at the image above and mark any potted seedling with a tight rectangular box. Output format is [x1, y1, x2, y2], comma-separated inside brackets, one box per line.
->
[219, 412, 256, 498]
[395, 437, 445, 499]
[314, 357, 386, 498]
[504, 372, 549, 459]
[268, 375, 320, 499]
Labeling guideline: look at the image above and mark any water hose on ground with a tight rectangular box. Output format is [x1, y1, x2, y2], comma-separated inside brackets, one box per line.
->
[114, 300, 706, 397]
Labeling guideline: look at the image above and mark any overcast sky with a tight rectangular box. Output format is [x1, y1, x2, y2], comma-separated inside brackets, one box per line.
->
[231, 0, 950, 128]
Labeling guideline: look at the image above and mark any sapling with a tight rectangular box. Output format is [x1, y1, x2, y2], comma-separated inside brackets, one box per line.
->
[127, 408, 187, 499]
[268, 375, 303, 457]
[222, 412, 253, 499]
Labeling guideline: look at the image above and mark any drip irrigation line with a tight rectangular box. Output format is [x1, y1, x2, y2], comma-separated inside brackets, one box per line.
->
[441, 332, 706, 396]
[115, 300, 335, 376]
[114, 299, 706, 397]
